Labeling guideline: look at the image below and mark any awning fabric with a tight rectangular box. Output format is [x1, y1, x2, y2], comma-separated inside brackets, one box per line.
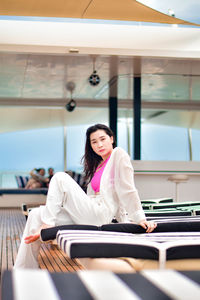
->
[0, 0, 199, 26]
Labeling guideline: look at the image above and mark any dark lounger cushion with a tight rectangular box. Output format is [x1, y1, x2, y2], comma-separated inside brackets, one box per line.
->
[0, 188, 48, 195]
[41, 224, 99, 241]
[40, 219, 200, 241]
[144, 211, 192, 217]
[65, 240, 200, 261]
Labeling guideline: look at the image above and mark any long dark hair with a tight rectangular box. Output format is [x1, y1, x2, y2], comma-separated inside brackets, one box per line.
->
[82, 124, 116, 182]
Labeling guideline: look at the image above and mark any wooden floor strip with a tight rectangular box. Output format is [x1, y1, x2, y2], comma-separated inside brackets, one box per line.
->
[0, 208, 83, 283]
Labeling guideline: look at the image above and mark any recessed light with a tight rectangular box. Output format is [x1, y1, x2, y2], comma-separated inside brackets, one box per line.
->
[69, 48, 79, 53]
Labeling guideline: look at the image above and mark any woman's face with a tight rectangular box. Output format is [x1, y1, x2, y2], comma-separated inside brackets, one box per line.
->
[90, 129, 113, 160]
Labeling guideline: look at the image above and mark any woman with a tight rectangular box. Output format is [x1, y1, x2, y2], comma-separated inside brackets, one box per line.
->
[14, 124, 156, 269]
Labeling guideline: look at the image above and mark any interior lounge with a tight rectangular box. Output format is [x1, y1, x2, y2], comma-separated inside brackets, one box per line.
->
[1, 1, 200, 299]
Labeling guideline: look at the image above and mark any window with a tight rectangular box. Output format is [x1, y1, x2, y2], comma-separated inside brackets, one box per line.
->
[141, 124, 190, 161]
[0, 127, 64, 187]
[191, 129, 200, 161]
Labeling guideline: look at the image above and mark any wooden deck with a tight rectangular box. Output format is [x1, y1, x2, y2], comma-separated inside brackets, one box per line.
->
[0, 208, 83, 283]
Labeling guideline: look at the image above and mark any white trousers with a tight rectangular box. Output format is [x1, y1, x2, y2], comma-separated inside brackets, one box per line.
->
[14, 172, 112, 269]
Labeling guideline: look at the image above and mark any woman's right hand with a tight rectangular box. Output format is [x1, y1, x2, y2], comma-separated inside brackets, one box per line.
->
[139, 220, 157, 233]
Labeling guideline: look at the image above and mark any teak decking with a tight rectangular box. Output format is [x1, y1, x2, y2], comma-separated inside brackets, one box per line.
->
[0, 208, 83, 283]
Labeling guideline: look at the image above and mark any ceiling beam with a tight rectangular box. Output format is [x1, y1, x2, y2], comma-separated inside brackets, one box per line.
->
[0, 98, 200, 111]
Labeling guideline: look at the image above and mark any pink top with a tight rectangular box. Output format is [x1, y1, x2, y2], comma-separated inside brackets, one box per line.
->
[91, 156, 110, 193]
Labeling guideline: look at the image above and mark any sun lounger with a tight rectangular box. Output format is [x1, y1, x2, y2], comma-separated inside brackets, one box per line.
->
[141, 197, 173, 204]
[142, 201, 200, 210]
[2, 269, 200, 300]
[56, 229, 200, 269]
[39, 218, 200, 270]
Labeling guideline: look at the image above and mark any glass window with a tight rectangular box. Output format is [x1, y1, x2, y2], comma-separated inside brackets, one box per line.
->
[117, 119, 128, 151]
[142, 74, 190, 102]
[66, 124, 92, 172]
[0, 127, 64, 172]
[117, 117, 133, 157]
[191, 128, 200, 161]
[141, 124, 190, 161]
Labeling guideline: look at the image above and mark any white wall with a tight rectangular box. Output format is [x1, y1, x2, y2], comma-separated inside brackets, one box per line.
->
[132, 161, 200, 202]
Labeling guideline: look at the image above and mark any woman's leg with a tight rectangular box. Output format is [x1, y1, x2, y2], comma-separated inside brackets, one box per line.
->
[14, 207, 43, 269]
[14, 172, 112, 269]
[43, 172, 112, 226]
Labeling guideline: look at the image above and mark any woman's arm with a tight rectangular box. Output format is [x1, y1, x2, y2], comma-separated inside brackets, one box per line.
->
[114, 152, 144, 222]
[114, 151, 157, 231]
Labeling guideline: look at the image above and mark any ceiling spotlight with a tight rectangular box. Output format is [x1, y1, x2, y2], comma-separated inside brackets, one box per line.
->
[89, 70, 101, 86]
[65, 81, 76, 112]
[66, 99, 76, 112]
[88, 56, 100, 86]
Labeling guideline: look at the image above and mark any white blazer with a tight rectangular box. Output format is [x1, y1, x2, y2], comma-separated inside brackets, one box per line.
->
[87, 147, 146, 224]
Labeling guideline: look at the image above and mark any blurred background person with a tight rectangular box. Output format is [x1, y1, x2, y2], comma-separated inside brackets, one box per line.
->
[25, 168, 48, 189]
[46, 167, 54, 188]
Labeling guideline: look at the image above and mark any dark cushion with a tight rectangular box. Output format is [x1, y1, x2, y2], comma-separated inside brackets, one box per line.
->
[102, 221, 200, 233]
[41, 224, 99, 241]
[0, 188, 48, 195]
[68, 241, 160, 260]
[40, 219, 200, 241]
[65, 240, 200, 260]
[144, 211, 192, 217]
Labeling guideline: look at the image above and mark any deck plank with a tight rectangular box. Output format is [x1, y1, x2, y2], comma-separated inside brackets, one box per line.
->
[0, 208, 4, 277]
[7, 210, 14, 269]
[1, 209, 8, 272]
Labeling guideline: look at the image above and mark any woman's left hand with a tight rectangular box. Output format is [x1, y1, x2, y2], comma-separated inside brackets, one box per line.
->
[139, 220, 157, 233]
